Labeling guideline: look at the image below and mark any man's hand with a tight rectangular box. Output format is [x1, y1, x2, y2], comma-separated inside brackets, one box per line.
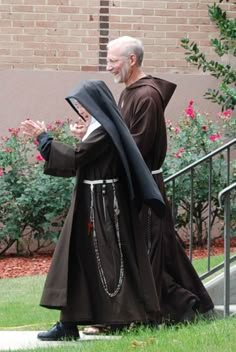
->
[21, 120, 47, 139]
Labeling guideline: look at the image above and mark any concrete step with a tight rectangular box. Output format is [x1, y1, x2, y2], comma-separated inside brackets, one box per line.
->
[214, 304, 236, 317]
[205, 264, 236, 306]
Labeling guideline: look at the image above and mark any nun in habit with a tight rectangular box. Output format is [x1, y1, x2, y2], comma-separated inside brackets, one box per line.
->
[21, 80, 166, 341]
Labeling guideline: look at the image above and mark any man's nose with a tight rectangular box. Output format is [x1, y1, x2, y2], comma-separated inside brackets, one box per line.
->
[106, 62, 112, 71]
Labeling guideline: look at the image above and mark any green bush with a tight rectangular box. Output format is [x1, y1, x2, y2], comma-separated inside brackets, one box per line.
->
[0, 107, 235, 254]
[181, 0, 236, 111]
[163, 101, 236, 244]
[0, 119, 75, 255]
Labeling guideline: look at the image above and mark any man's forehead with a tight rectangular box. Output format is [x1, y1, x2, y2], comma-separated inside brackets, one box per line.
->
[107, 44, 123, 57]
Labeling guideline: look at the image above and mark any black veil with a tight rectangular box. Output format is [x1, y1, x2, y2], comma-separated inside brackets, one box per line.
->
[65, 79, 166, 218]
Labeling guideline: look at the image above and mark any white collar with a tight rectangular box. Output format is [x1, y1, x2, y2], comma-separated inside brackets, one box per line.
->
[82, 117, 101, 141]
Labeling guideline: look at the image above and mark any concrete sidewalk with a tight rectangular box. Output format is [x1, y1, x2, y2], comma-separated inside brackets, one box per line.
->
[0, 331, 121, 351]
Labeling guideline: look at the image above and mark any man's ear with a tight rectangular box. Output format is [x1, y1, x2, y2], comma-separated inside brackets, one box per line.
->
[129, 53, 137, 67]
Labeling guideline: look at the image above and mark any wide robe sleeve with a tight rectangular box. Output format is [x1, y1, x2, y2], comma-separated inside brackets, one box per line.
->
[38, 127, 109, 178]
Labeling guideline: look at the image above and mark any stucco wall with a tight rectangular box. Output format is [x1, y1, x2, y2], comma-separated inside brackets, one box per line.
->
[1, 70, 221, 136]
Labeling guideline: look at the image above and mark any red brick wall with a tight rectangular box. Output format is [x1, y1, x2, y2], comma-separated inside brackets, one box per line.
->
[0, 0, 235, 73]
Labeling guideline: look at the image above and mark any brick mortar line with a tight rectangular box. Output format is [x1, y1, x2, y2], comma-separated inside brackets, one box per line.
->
[99, 0, 110, 71]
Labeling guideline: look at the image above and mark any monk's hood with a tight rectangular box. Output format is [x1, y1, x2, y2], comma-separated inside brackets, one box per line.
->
[126, 75, 177, 110]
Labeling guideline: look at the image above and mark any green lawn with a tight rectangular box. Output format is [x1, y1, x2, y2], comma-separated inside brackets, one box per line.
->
[0, 275, 58, 330]
[193, 254, 225, 276]
[0, 255, 235, 352]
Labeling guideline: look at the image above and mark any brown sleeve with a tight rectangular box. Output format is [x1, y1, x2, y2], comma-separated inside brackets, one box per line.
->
[44, 127, 108, 177]
[74, 127, 110, 168]
[128, 95, 161, 158]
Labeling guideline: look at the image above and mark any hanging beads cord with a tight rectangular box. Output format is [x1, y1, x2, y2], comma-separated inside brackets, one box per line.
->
[147, 207, 152, 255]
[88, 180, 124, 298]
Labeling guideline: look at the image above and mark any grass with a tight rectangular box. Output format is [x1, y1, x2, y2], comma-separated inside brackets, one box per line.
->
[0, 275, 58, 330]
[192, 254, 225, 276]
[0, 255, 236, 351]
[1, 319, 236, 352]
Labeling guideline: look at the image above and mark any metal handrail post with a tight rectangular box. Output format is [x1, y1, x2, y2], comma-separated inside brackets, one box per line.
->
[223, 193, 230, 317]
[218, 182, 236, 317]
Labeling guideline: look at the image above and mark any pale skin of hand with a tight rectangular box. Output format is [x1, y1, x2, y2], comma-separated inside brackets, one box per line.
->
[21, 119, 89, 140]
[21, 120, 47, 139]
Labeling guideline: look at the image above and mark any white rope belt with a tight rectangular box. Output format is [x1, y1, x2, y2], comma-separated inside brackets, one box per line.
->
[151, 168, 162, 175]
[83, 178, 119, 185]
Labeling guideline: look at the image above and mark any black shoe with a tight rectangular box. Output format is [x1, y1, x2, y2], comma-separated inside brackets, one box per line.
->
[37, 321, 79, 341]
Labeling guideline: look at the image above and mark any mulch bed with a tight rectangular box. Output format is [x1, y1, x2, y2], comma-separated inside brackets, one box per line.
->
[0, 253, 52, 279]
[0, 238, 236, 279]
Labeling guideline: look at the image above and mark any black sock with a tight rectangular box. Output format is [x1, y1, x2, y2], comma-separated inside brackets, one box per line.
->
[61, 321, 77, 329]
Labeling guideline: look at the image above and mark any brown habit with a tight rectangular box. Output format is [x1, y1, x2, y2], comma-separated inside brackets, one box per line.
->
[39, 126, 162, 325]
[119, 76, 214, 321]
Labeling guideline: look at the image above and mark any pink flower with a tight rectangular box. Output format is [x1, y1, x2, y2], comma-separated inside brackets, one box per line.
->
[0, 169, 3, 176]
[223, 109, 232, 117]
[46, 123, 56, 131]
[218, 109, 233, 120]
[174, 127, 180, 133]
[185, 107, 195, 119]
[2, 147, 13, 153]
[1, 136, 9, 142]
[210, 135, 217, 142]
[202, 126, 208, 131]
[55, 120, 64, 125]
[36, 155, 45, 162]
[34, 141, 39, 145]
[166, 119, 172, 127]
[8, 127, 21, 137]
[47, 123, 53, 130]
[179, 147, 185, 153]
[174, 152, 181, 158]
[209, 132, 221, 142]
[189, 100, 194, 106]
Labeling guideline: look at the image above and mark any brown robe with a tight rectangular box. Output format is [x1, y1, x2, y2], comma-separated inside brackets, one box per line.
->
[39, 127, 161, 325]
[119, 76, 214, 322]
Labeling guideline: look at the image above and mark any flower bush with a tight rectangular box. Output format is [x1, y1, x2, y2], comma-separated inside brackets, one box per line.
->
[0, 104, 235, 255]
[218, 108, 236, 139]
[163, 101, 236, 245]
[0, 119, 75, 255]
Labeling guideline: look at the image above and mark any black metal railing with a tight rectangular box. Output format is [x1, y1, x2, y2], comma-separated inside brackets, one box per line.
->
[218, 182, 236, 317]
[164, 138, 236, 270]
[164, 139, 236, 316]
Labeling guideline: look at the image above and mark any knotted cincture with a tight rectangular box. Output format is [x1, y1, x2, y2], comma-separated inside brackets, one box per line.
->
[84, 178, 124, 298]
[151, 168, 162, 175]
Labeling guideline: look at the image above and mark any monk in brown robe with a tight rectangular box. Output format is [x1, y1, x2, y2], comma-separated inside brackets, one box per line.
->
[106, 36, 214, 324]
[21, 79, 166, 341]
